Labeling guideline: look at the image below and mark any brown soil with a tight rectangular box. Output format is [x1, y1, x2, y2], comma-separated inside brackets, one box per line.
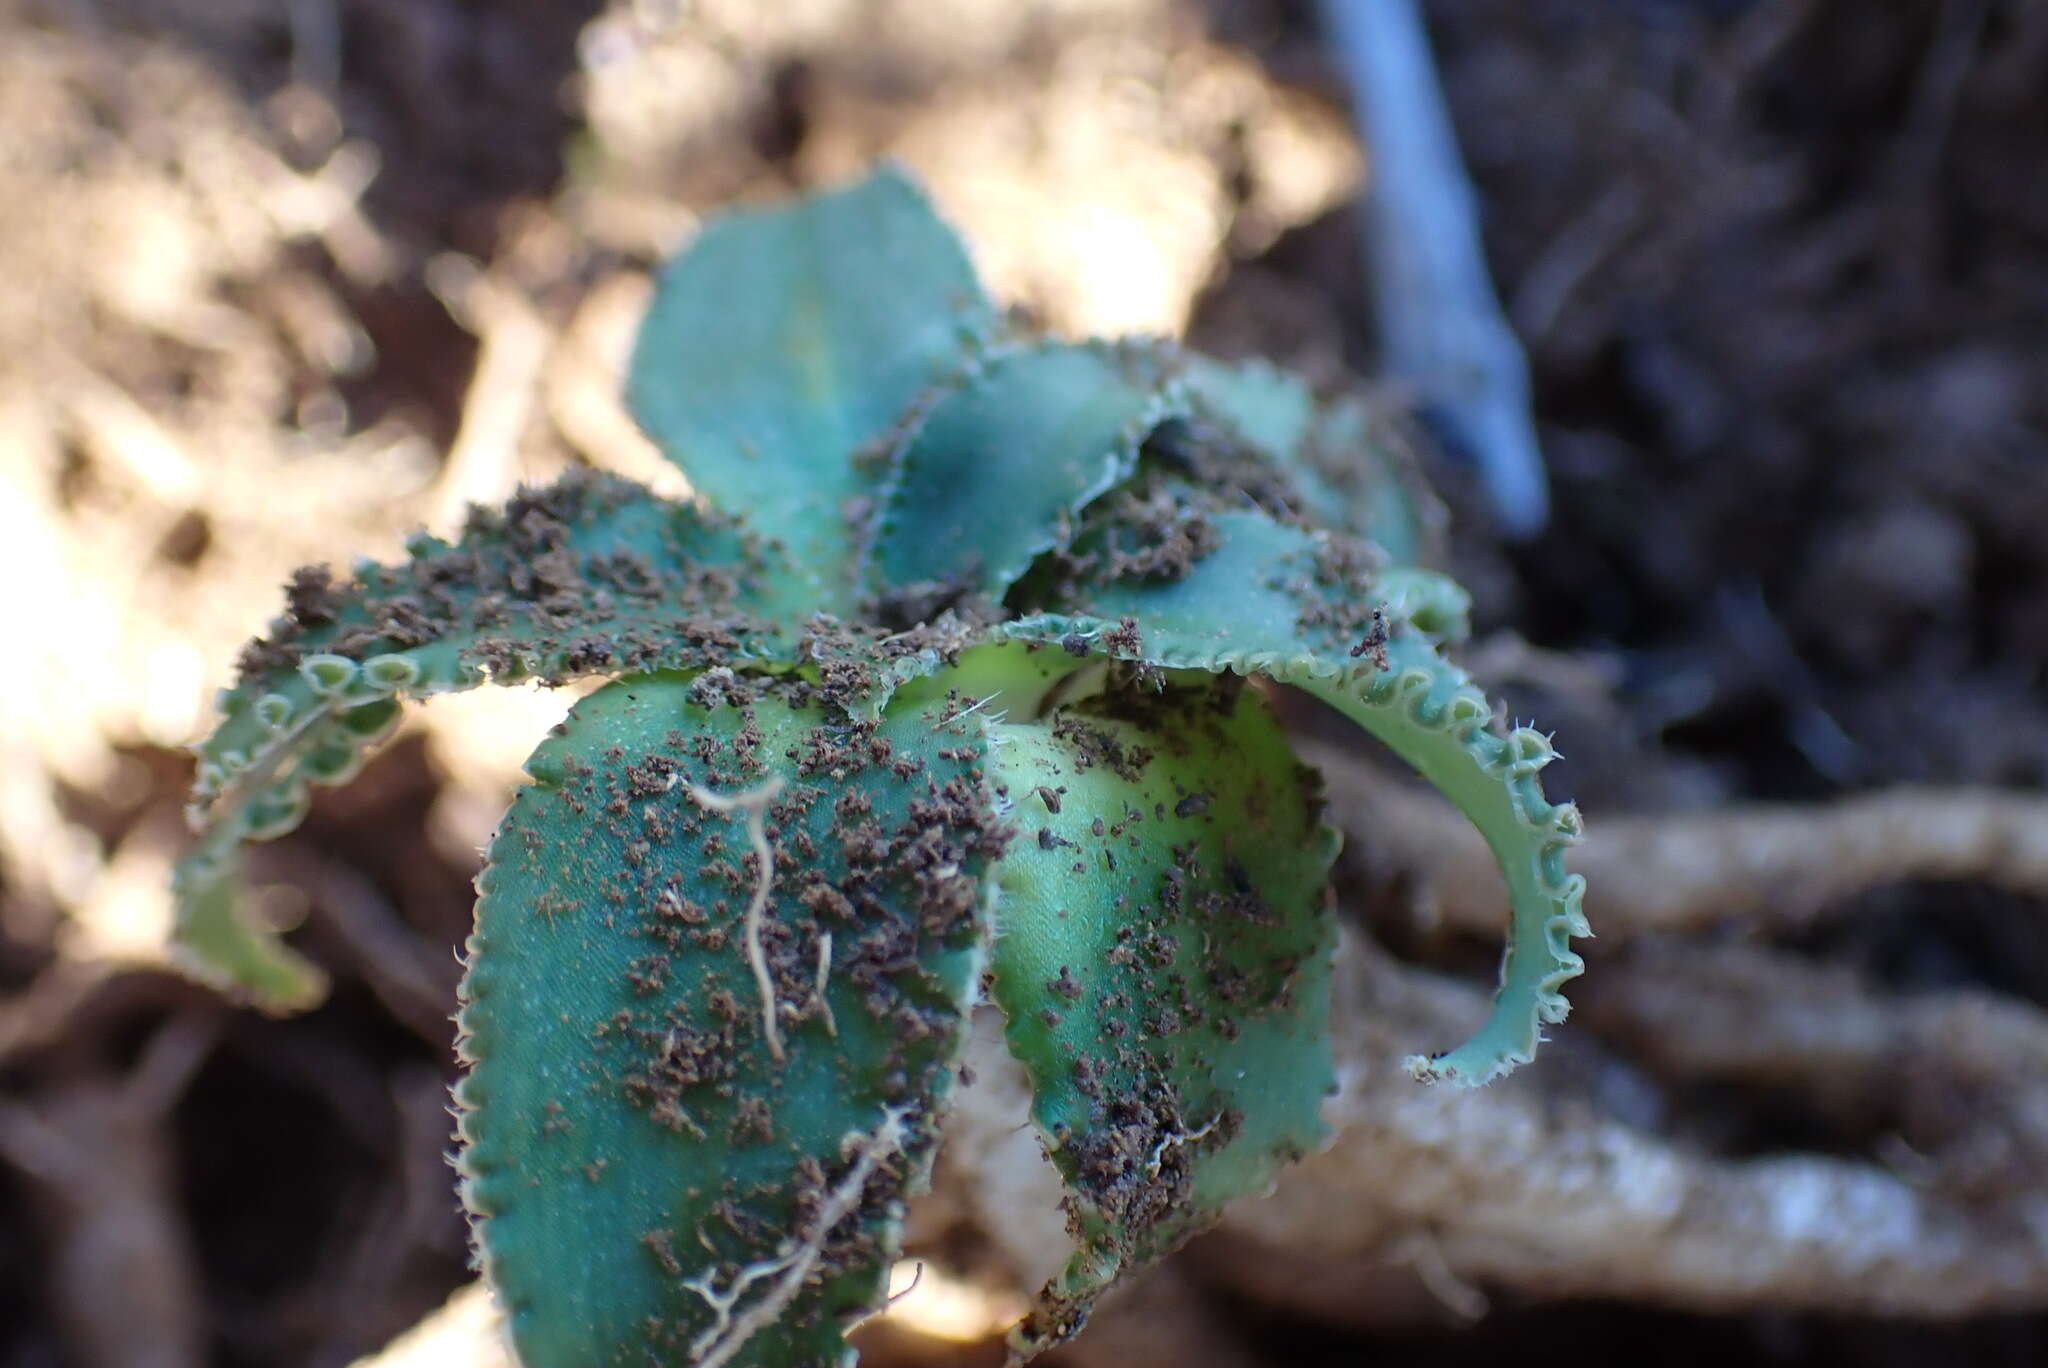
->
[1, 1, 2042, 1366]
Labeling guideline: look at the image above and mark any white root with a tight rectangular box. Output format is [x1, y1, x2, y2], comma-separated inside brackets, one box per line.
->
[683, 775, 790, 1064]
[684, 1105, 913, 1368]
[1578, 936, 2048, 1093]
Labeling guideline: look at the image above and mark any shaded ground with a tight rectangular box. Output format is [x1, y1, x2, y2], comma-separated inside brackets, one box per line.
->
[1, 1, 2043, 1365]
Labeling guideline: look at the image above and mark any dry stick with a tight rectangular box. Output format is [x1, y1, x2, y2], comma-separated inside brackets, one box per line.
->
[544, 274, 690, 493]
[1313, 748, 2048, 937]
[1509, 183, 1644, 345]
[0, 962, 113, 1066]
[427, 259, 551, 527]
[1206, 932, 2048, 1318]
[684, 775, 790, 1063]
[1886, 0, 1992, 285]
[1692, 0, 1825, 132]
[308, 859, 459, 1044]
[1320, 0, 1550, 536]
[321, 1068, 470, 1367]
[0, 1015, 217, 1368]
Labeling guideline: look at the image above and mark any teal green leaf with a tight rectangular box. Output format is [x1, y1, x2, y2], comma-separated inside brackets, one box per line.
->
[987, 675, 1336, 1354]
[1178, 356, 1441, 566]
[458, 678, 1007, 1368]
[870, 342, 1186, 602]
[1304, 394, 1444, 567]
[1007, 508, 1587, 1087]
[880, 638, 1094, 725]
[1180, 354, 1315, 463]
[173, 472, 799, 1011]
[628, 166, 995, 610]
[1178, 353, 1351, 530]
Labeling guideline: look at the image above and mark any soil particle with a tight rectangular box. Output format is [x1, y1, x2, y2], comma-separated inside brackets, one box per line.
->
[286, 565, 339, 627]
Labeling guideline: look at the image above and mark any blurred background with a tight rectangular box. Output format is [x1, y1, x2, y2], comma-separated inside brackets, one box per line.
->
[2, 0, 2046, 1364]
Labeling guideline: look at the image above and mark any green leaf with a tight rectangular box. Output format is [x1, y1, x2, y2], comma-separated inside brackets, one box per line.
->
[173, 472, 798, 1010]
[628, 166, 995, 611]
[1304, 394, 1444, 568]
[987, 675, 1337, 1354]
[1179, 355, 1441, 566]
[869, 342, 1185, 603]
[458, 678, 1007, 1368]
[1007, 508, 1587, 1087]
[1180, 354, 1315, 463]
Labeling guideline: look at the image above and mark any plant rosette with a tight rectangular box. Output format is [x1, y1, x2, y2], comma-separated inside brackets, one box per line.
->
[174, 167, 1586, 1367]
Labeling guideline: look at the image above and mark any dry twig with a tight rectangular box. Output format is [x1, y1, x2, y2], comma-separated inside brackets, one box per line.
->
[0, 1014, 217, 1368]
[427, 257, 553, 525]
[1320, 0, 1549, 535]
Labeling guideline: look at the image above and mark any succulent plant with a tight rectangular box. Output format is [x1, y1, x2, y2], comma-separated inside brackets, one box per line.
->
[173, 166, 1586, 1367]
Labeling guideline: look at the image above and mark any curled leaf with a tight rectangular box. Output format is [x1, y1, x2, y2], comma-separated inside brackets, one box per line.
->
[1009, 507, 1587, 1086]
[174, 473, 797, 1009]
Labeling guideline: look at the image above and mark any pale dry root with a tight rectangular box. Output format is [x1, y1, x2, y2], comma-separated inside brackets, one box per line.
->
[1312, 745, 2048, 937]
[1194, 931, 2048, 1324]
[1193, 750, 2048, 1331]
[1576, 937, 2048, 1107]
[902, 924, 2048, 1357]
